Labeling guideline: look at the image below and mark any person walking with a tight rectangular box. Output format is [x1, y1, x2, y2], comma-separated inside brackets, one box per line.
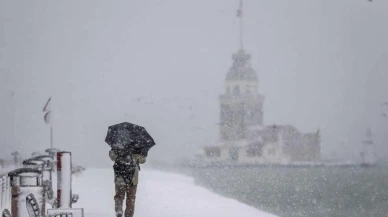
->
[109, 148, 146, 217]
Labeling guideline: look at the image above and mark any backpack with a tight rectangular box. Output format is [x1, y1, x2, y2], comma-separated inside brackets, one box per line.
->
[112, 149, 137, 185]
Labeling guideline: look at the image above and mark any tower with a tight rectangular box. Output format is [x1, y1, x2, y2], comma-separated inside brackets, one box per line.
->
[219, 0, 265, 141]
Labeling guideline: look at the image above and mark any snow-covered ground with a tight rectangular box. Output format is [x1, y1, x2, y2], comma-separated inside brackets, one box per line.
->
[73, 168, 277, 217]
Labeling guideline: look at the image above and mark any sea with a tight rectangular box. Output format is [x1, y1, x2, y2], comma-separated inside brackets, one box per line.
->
[188, 165, 388, 217]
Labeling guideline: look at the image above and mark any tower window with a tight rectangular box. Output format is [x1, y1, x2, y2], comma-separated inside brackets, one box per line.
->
[233, 86, 240, 95]
[229, 147, 239, 160]
[205, 147, 221, 157]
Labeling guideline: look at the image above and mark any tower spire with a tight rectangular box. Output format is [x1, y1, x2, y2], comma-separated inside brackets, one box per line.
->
[236, 0, 244, 50]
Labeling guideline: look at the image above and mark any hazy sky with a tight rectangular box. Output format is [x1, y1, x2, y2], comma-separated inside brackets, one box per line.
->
[1, 0, 388, 167]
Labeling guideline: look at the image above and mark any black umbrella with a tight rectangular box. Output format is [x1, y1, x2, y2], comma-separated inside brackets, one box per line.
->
[105, 122, 155, 156]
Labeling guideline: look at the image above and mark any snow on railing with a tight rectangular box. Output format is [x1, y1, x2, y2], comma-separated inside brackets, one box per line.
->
[0, 174, 12, 217]
[1, 149, 84, 217]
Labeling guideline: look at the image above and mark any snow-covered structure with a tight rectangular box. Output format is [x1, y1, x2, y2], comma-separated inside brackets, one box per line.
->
[200, 0, 320, 165]
[219, 50, 265, 141]
[203, 65, 322, 163]
[0, 173, 11, 217]
[203, 115, 321, 164]
[1, 150, 83, 217]
[201, 49, 321, 164]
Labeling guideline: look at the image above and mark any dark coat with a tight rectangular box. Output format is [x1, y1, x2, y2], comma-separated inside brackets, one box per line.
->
[109, 150, 146, 185]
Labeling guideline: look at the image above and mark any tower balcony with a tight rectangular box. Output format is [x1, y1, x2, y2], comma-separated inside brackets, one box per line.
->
[219, 93, 265, 103]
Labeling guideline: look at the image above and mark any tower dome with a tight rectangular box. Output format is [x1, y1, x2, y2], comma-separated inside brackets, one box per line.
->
[226, 49, 257, 81]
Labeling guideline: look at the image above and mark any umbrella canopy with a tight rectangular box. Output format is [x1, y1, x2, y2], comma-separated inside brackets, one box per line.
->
[105, 122, 155, 156]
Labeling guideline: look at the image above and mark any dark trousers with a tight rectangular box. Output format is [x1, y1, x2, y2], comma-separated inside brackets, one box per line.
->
[114, 177, 138, 217]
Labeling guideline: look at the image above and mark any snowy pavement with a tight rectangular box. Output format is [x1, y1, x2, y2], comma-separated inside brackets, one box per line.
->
[73, 168, 277, 217]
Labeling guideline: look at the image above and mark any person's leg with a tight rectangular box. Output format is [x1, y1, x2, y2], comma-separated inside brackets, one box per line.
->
[124, 185, 138, 217]
[114, 177, 127, 216]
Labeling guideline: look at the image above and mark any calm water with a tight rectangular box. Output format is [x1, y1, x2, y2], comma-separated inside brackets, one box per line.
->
[190, 166, 388, 217]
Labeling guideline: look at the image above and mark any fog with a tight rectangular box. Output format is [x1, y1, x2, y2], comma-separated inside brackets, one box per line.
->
[1, 0, 388, 167]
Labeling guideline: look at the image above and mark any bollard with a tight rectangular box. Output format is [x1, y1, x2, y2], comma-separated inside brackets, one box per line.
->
[23, 159, 45, 172]
[8, 168, 46, 217]
[29, 156, 56, 208]
[47, 152, 83, 217]
[45, 149, 60, 200]
[57, 152, 71, 209]
[45, 149, 60, 167]
[30, 156, 54, 183]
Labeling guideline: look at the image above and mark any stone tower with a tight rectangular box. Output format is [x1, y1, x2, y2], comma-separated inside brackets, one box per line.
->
[219, 49, 265, 141]
[219, 0, 265, 142]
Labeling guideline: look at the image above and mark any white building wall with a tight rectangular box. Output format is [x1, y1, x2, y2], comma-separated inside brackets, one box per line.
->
[261, 143, 285, 163]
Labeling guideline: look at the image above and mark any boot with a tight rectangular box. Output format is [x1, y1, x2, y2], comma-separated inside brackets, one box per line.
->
[116, 211, 123, 217]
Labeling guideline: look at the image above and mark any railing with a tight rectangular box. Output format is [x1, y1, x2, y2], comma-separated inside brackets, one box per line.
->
[0, 173, 12, 217]
[0, 149, 84, 217]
